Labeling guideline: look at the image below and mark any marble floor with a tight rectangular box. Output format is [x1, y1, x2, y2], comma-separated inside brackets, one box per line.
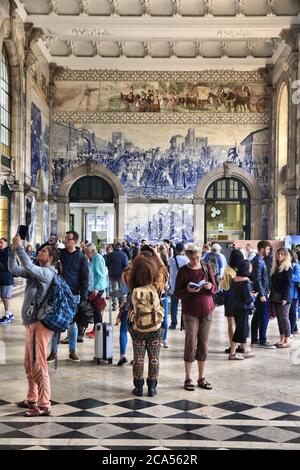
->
[1, 295, 300, 450]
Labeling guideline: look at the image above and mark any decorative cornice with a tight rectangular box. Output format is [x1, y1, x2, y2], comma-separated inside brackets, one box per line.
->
[280, 26, 300, 52]
[71, 28, 111, 37]
[49, 62, 65, 85]
[52, 111, 270, 126]
[54, 68, 267, 83]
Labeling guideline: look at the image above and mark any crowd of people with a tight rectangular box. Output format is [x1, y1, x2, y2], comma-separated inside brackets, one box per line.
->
[0, 233, 300, 417]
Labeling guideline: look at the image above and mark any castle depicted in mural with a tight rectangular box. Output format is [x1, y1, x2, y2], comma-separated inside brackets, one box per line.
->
[51, 122, 269, 199]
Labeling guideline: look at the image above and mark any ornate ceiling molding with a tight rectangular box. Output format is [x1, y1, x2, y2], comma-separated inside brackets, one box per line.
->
[54, 68, 268, 83]
[52, 111, 270, 126]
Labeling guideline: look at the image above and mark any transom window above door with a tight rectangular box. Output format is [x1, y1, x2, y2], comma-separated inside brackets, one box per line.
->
[206, 178, 249, 201]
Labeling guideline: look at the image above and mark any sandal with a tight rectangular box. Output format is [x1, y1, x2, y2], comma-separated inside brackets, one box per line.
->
[276, 343, 290, 348]
[197, 378, 213, 390]
[184, 379, 195, 391]
[16, 400, 37, 409]
[24, 407, 51, 417]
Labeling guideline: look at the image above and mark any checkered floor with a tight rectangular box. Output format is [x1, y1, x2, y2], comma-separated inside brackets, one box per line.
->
[2, 296, 300, 450]
[1, 398, 300, 450]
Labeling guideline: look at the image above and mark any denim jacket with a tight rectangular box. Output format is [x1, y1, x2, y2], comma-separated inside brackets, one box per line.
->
[290, 262, 300, 300]
[251, 255, 269, 297]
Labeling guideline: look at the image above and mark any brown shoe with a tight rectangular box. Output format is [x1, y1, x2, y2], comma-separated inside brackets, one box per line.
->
[68, 352, 80, 363]
[47, 352, 57, 363]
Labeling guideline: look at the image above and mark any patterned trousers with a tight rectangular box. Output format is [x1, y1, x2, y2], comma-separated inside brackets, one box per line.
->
[129, 328, 163, 380]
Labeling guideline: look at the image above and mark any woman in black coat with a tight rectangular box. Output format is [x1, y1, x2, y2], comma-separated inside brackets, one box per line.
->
[270, 248, 292, 348]
[228, 260, 255, 360]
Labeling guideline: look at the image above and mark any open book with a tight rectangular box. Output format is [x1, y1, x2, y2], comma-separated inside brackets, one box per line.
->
[188, 280, 206, 289]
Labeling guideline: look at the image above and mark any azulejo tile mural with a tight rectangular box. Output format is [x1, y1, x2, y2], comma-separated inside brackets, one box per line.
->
[31, 103, 49, 188]
[30, 103, 49, 243]
[51, 123, 270, 200]
[126, 204, 194, 243]
[53, 80, 268, 114]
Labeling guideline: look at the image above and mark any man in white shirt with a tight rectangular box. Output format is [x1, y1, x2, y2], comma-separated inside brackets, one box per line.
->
[169, 243, 189, 329]
[245, 243, 257, 262]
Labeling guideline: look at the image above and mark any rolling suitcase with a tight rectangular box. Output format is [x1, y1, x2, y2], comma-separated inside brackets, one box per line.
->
[94, 297, 113, 365]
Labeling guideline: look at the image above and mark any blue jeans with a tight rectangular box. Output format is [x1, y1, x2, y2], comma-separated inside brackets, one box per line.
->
[51, 294, 80, 354]
[170, 294, 179, 328]
[289, 298, 298, 333]
[120, 310, 129, 356]
[251, 298, 270, 344]
[162, 293, 168, 341]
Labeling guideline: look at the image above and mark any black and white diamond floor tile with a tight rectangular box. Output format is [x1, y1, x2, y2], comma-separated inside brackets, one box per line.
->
[1, 399, 300, 449]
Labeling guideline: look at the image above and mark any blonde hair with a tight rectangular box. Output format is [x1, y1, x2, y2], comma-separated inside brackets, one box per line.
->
[271, 248, 292, 274]
[84, 243, 97, 254]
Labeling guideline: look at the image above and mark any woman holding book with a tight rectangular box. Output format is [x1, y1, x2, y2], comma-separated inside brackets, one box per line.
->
[175, 244, 217, 391]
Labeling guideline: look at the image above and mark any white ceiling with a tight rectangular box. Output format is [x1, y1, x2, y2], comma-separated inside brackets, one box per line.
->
[16, 0, 300, 70]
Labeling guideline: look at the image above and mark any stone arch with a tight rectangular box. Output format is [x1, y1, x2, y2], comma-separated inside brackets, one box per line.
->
[56, 162, 126, 240]
[194, 165, 261, 201]
[193, 165, 262, 242]
[58, 162, 125, 199]
[274, 77, 289, 238]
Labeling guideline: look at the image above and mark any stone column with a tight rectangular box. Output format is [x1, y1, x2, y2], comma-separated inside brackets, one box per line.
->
[193, 198, 205, 244]
[250, 199, 263, 240]
[114, 195, 126, 241]
[285, 190, 299, 235]
[57, 197, 70, 237]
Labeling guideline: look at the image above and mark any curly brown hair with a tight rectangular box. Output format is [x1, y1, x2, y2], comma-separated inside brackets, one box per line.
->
[127, 254, 160, 290]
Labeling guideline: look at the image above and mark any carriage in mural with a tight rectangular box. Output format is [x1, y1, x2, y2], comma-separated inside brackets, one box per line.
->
[117, 83, 262, 113]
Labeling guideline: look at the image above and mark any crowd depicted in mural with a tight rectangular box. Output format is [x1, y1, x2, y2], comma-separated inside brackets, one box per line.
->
[51, 123, 269, 200]
[31, 103, 49, 188]
[53, 80, 268, 114]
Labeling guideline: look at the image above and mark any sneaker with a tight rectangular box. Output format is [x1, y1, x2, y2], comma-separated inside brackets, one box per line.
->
[163, 340, 169, 348]
[6, 311, 14, 321]
[77, 336, 84, 343]
[68, 352, 80, 363]
[60, 336, 69, 344]
[258, 342, 276, 349]
[169, 325, 176, 330]
[228, 353, 245, 360]
[0, 313, 14, 324]
[47, 352, 57, 363]
[117, 357, 128, 366]
[251, 340, 259, 345]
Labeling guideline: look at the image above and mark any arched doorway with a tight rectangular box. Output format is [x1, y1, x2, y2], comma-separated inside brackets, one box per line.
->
[205, 177, 250, 242]
[276, 82, 288, 238]
[69, 175, 115, 243]
[56, 162, 126, 241]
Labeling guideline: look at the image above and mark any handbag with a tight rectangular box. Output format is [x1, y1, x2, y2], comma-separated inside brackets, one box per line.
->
[89, 292, 107, 312]
[270, 291, 283, 304]
[77, 299, 94, 324]
[215, 290, 225, 306]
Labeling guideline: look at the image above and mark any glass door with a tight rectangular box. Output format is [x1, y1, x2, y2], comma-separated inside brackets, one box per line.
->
[205, 178, 250, 242]
[85, 212, 114, 244]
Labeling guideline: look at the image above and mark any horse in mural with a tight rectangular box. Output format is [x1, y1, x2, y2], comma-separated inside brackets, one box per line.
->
[120, 91, 141, 105]
[217, 86, 252, 113]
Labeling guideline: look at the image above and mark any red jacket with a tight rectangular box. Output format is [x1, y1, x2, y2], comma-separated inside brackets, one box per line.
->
[174, 263, 217, 317]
